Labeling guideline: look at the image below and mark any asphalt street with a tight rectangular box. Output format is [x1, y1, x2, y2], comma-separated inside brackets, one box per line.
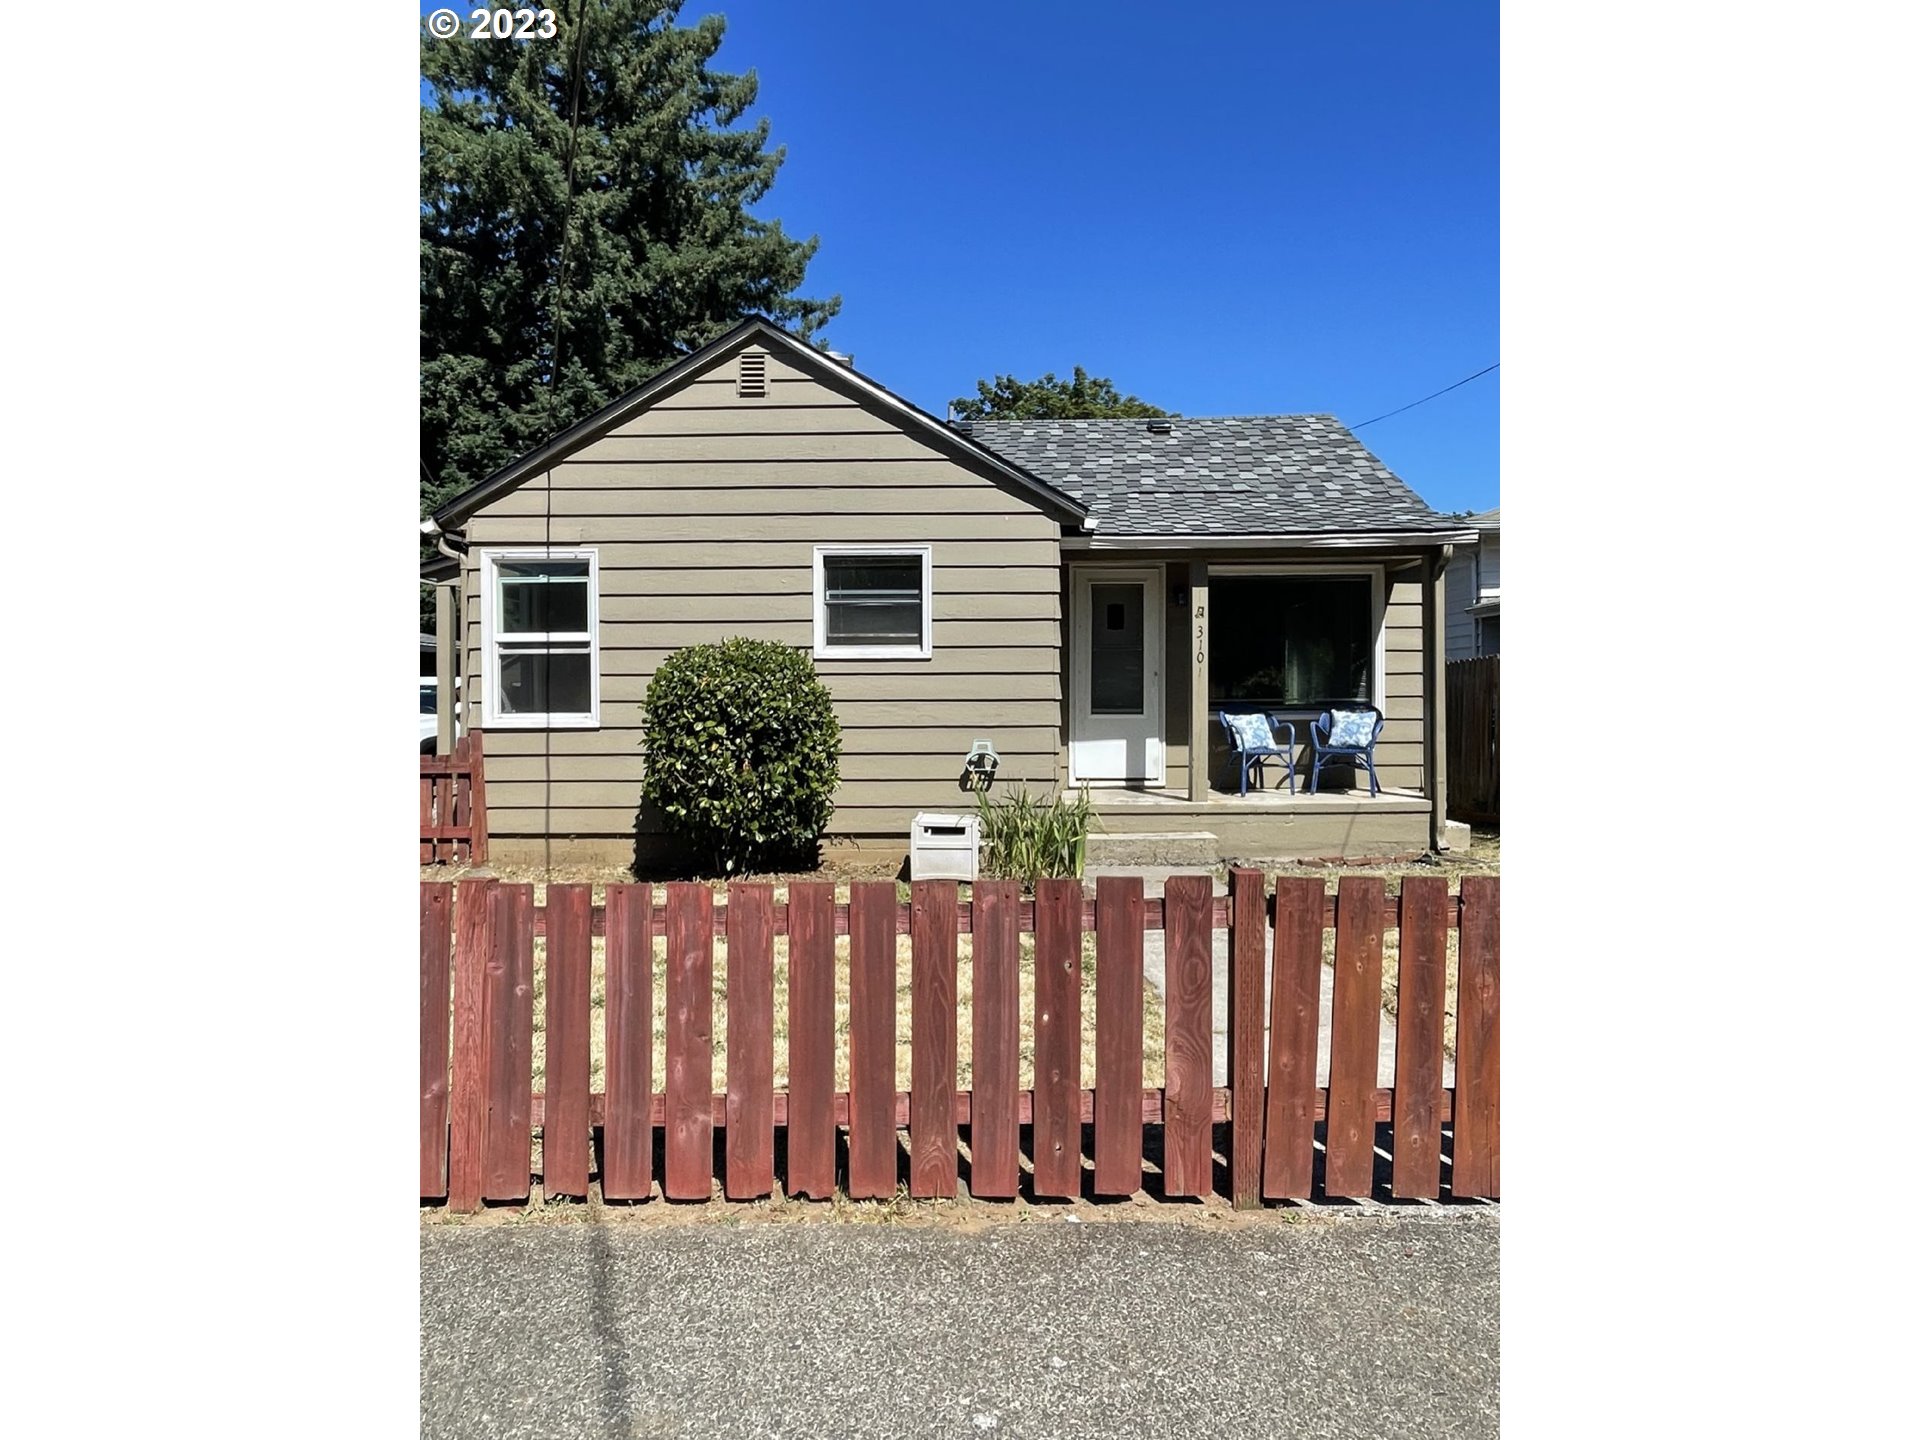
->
[421, 1209, 1498, 1439]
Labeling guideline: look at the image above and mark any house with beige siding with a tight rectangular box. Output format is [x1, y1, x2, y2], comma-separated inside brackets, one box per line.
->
[422, 317, 1479, 867]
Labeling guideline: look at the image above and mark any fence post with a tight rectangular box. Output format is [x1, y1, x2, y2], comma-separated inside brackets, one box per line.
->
[967, 880, 1022, 1200]
[908, 881, 959, 1199]
[420, 884, 453, 1200]
[483, 884, 533, 1202]
[664, 883, 716, 1200]
[1325, 876, 1387, 1198]
[1033, 877, 1085, 1199]
[1262, 877, 1324, 1200]
[1227, 868, 1267, 1210]
[783, 883, 838, 1200]
[1391, 876, 1449, 1199]
[544, 884, 594, 1198]
[1162, 874, 1214, 1197]
[602, 883, 655, 1201]
[846, 881, 899, 1200]
[726, 882, 776, 1200]
[447, 878, 497, 1213]
[1453, 876, 1500, 1197]
[1092, 875, 1145, 1197]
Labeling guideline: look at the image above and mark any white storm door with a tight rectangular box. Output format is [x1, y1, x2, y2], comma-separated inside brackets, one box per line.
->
[1069, 567, 1164, 784]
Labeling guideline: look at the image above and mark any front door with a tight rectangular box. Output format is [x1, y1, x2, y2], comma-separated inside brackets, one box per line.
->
[1070, 567, 1164, 784]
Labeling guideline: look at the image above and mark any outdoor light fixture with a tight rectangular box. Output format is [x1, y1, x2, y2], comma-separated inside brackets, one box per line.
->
[959, 739, 1001, 791]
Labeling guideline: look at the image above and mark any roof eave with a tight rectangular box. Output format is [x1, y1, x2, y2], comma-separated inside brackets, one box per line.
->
[1061, 528, 1479, 551]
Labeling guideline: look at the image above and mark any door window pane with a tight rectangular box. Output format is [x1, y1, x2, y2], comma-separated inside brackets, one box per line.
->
[1089, 582, 1145, 713]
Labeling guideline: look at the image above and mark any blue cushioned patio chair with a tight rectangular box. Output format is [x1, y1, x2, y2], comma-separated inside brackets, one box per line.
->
[1218, 710, 1296, 796]
[1309, 705, 1386, 796]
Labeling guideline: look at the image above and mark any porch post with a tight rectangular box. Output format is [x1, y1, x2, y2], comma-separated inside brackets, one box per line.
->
[435, 580, 457, 756]
[1188, 560, 1209, 802]
[1423, 550, 1450, 850]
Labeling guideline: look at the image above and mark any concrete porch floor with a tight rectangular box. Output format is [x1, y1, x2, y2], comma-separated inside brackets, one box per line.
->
[1085, 785, 1434, 864]
[1091, 784, 1431, 813]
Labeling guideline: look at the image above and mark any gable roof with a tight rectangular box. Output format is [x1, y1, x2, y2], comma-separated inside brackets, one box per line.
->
[430, 317, 1088, 528]
[963, 415, 1467, 540]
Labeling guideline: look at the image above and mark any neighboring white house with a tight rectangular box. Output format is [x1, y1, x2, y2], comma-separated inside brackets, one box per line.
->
[1445, 508, 1500, 660]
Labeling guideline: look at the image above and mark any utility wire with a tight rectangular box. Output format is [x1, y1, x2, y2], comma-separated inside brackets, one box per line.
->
[539, 0, 594, 883]
[1351, 363, 1500, 430]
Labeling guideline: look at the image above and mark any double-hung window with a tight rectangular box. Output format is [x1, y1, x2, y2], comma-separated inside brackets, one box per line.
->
[813, 546, 933, 658]
[481, 549, 600, 727]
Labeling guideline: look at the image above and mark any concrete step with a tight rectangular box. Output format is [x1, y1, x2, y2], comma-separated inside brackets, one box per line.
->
[1085, 830, 1219, 866]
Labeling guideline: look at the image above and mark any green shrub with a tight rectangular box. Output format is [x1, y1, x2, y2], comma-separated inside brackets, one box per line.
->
[974, 783, 1096, 888]
[639, 639, 842, 874]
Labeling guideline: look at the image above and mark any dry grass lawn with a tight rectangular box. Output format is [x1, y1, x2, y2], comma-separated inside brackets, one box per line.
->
[426, 827, 1494, 1074]
[1266, 828, 1501, 1055]
[523, 928, 1167, 1099]
[417, 867, 1171, 1096]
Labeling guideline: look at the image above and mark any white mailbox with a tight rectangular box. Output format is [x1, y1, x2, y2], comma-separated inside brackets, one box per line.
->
[910, 812, 980, 882]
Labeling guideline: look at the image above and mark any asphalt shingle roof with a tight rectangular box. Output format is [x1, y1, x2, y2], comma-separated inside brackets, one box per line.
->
[964, 415, 1457, 537]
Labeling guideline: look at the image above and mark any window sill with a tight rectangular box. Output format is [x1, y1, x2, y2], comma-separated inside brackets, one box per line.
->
[812, 645, 933, 661]
[484, 714, 601, 730]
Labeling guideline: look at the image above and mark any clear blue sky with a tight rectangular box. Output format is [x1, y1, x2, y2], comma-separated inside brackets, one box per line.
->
[423, 2, 1499, 514]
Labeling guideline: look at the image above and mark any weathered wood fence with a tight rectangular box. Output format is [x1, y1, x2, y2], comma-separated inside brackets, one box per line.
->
[420, 731, 487, 865]
[420, 872, 1499, 1209]
[1446, 656, 1499, 826]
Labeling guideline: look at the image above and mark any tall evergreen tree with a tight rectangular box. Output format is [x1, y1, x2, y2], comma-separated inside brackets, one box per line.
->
[950, 367, 1171, 421]
[421, 1, 839, 516]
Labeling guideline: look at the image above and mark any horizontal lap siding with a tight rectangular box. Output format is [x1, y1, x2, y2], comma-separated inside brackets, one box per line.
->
[461, 348, 1063, 842]
[477, 461, 1029, 503]
[463, 536, 1059, 567]
[481, 486, 1054, 518]
[1380, 576, 1425, 791]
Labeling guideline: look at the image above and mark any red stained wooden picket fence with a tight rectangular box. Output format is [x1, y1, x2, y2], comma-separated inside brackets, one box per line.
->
[420, 871, 1499, 1210]
[420, 731, 487, 865]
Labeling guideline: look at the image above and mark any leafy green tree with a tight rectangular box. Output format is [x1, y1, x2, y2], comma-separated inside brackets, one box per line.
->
[949, 367, 1171, 421]
[420, 0, 839, 521]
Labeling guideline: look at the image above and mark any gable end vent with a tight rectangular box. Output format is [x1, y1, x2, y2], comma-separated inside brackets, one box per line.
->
[737, 350, 768, 399]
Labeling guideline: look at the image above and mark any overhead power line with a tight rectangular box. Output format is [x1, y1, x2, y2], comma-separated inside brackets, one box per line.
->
[1351, 362, 1500, 430]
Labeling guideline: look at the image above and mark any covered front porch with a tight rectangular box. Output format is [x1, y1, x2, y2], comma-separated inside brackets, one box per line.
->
[1061, 543, 1456, 862]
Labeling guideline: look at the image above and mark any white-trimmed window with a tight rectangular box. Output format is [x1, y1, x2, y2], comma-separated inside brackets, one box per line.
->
[480, 549, 600, 728]
[812, 546, 933, 659]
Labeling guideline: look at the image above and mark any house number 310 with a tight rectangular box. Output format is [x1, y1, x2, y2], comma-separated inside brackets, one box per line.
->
[1194, 604, 1204, 665]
